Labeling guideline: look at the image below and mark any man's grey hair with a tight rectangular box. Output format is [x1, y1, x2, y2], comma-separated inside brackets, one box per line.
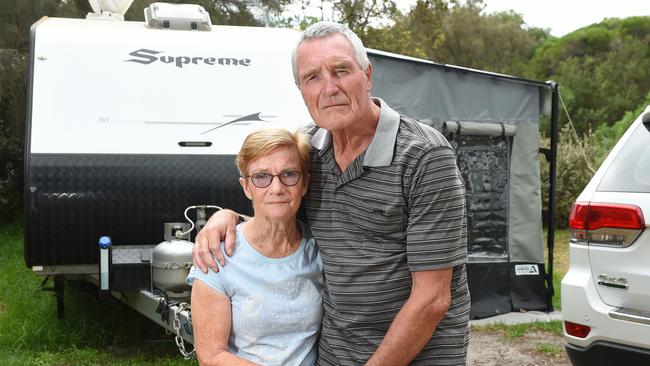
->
[291, 21, 370, 87]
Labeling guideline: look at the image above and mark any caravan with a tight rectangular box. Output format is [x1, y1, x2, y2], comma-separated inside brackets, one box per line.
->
[24, 0, 560, 356]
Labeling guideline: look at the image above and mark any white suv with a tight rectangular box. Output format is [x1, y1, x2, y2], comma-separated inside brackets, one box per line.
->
[562, 106, 650, 365]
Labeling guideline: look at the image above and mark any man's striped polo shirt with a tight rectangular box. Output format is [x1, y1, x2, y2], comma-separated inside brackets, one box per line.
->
[303, 98, 470, 365]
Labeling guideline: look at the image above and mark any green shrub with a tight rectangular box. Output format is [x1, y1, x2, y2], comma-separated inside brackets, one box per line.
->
[594, 91, 650, 160]
[540, 94, 650, 228]
[0, 49, 26, 223]
[540, 124, 598, 228]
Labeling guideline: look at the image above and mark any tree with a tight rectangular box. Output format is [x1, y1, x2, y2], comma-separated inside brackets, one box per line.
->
[530, 17, 650, 133]
[539, 125, 598, 228]
[431, 0, 540, 76]
[332, 0, 397, 34]
[0, 49, 26, 221]
[287, 0, 399, 33]
[364, 0, 448, 59]
[0, 0, 88, 53]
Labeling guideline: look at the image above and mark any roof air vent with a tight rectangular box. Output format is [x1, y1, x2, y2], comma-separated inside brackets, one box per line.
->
[144, 3, 212, 31]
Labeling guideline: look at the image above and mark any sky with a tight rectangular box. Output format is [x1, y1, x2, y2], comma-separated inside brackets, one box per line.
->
[396, 0, 650, 37]
[482, 0, 650, 36]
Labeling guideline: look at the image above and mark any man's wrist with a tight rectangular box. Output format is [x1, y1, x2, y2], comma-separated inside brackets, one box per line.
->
[221, 209, 247, 223]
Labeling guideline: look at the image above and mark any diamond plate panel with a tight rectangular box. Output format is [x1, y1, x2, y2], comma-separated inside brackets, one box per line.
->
[25, 154, 251, 266]
[112, 245, 155, 264]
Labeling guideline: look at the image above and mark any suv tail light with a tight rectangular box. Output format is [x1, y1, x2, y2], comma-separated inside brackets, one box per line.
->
[564, 321, 591, 338]
[569, 202, 645, 247]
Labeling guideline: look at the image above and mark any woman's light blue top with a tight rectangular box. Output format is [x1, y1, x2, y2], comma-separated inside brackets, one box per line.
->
[187, 221, 323, 366]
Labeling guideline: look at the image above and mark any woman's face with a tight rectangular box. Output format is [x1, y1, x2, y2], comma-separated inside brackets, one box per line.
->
[239, 146, 309, 222]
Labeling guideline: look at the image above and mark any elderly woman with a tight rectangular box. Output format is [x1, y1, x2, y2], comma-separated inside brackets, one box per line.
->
[186, 128, 323, 366]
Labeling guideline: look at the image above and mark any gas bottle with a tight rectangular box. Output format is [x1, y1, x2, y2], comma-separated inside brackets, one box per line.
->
[151, 223, 193, 297]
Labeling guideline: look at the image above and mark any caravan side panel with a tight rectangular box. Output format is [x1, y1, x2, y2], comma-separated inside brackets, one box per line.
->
[25, 19, 311, 267]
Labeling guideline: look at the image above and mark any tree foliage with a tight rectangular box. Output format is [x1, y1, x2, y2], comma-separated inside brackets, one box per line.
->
[0, 0, 89, 53]
[362, 0, 548, 77]
[431, 0, 542, 76]
[287, 0, 399, 35]
[539, 124, 599, 229]
[540, 91, 650, 228]
[0, 50, 26, 221]
[333, 0, 397, 34]
[593, 91, 650, 162]
[531, 17, 650, 134]
[364, 0, 447, 59]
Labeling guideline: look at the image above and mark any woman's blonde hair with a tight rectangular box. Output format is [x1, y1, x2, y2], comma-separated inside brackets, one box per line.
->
[235, 128, 311, 177]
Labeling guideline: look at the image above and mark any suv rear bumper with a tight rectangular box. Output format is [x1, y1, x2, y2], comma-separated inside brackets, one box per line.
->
[566, 341, 650, 366]
[562, 243, 650, 350]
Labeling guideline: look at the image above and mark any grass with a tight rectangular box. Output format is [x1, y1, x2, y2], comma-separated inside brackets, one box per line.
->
[475, 320, 564, 339]
[471, 320, 566, 358]
[535, 342, 564, 355]
[0, 220, 572, 363]
[548, 229, 570, 275]
[0, 218, 196, 365]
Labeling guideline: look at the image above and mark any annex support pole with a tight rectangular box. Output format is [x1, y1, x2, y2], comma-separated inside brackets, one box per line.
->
[546, 81, 560, 312]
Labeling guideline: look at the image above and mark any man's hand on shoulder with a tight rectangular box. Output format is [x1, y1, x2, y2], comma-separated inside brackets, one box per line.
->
[192, 209, 241, 273]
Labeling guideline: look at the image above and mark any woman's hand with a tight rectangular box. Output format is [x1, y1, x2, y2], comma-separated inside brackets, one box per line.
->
[193, 209, 241, 273]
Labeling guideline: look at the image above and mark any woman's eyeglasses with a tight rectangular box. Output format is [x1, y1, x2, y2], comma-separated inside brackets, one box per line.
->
[245, 171, 302, 188]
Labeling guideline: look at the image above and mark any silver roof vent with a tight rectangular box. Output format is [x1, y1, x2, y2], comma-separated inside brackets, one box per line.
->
[144, 3, 212, 31]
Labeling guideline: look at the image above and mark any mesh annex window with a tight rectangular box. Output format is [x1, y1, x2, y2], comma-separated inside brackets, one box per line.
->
[443, 121, 516, 260]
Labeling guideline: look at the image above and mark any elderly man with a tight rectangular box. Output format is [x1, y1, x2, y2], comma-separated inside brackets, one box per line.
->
[193, 21, 470, 365]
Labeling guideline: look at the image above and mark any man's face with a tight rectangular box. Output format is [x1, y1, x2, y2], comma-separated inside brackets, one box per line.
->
[295, 34, 372, 132]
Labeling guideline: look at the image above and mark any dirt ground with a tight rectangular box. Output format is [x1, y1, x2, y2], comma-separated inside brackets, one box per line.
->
[468, 327, 571, 366]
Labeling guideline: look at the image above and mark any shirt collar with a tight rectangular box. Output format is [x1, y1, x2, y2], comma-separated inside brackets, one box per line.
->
[310, 97, 400, 167]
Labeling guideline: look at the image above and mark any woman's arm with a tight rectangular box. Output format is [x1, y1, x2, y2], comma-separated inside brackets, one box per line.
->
[191, 279, 260, 366]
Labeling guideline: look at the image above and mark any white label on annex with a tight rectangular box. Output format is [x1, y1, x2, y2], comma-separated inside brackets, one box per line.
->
[515, 264, 540, 276]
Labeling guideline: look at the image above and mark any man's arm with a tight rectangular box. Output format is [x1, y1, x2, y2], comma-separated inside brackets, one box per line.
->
[193, 209, 243, 273]
[366, 143, 467, 364]
[365, 268, 452, 366]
